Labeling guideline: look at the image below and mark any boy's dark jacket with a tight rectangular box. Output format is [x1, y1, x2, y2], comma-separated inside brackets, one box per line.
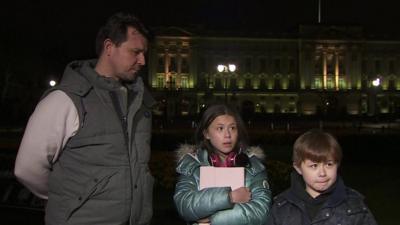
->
[267, 171, 378, 225]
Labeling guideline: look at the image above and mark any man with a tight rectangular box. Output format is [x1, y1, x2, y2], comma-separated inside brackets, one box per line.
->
[14, 12, 156, 225]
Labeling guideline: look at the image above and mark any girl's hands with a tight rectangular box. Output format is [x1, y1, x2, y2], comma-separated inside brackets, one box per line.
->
[197, 217, 210, 225]
[229, 187, 251, 203]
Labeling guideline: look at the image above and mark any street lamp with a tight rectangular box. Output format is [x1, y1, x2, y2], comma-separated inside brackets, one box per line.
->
[372, 78, 380, 87]
[368, 77, 381, 116]
[217, 64, 236, 102]
[49, 80, 57, 87]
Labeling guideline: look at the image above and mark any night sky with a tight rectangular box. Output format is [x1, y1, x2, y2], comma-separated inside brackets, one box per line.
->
[2, 0, 400, 76]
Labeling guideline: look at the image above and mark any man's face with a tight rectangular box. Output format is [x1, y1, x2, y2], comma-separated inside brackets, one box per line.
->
[108, 27, 148, 81]
[294, 159, 338, 198]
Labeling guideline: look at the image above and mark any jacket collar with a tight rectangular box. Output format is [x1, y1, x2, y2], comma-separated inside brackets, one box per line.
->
[281, 171, 347, 208]
[60, 59, 148, 93]
[175, 144, 265, 176]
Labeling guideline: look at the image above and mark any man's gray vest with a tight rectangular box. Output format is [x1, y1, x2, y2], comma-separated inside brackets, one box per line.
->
[45, 60, 156, 225]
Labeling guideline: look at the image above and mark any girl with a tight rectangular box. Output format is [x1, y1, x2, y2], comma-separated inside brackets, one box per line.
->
[174, 103, 271, 225]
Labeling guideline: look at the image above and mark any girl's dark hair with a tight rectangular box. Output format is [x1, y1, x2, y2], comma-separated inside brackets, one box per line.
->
[95, 12, 151, 56]
[293, 129, 342, 167]
[195, 103, 248, 154]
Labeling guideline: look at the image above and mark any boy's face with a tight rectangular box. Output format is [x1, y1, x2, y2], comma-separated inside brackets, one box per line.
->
[294, 159, 338, 198]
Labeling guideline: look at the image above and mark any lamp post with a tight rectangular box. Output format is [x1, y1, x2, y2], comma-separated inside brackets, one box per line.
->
[368, 77, 381, 116]
[217, 64, 236, 102]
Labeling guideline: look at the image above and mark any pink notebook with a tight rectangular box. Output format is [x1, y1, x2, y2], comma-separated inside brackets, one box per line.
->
[199, 166, 245, 190]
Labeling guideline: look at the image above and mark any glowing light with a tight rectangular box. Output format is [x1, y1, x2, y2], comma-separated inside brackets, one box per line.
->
[217, 64, 237, 73]
[217, 65, 225, 72]
[372, 78, 380, 87]
[228, 64, 236, 72]
[49, 80, 57, 87]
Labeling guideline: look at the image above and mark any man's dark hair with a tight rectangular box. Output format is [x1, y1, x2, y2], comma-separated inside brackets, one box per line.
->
[95, 12, 151, 56]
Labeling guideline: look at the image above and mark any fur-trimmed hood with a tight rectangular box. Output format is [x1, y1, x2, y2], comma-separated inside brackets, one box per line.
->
[175, 144, 266, 163]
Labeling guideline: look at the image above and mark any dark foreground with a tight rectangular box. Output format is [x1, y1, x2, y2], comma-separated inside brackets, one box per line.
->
[1, 125, 399, 225]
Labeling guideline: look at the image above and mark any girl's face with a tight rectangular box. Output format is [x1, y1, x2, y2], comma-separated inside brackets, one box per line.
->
[294, 159, 338, 198]
[203, 114, 238, 158]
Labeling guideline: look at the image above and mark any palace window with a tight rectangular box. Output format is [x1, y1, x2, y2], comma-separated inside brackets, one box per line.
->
[181, 57, 189, 73]
[259, 78, 266, 89]
[339, 77, 346, 89]
[245, 78, 252, 89]
[169, 56, 177, 72]
[199, 57, 206, 73]
[313, 77, 322, 89]
[326, 55, 334, 75]
[288, 58, 295, 74]
[389, 60, 395, 74]
[315, 55, 322, 75]
[361, 60, 368, 74]
[245, 57, 252, 73]
[157, 56, 165, 73]
[339, 56, 345, 75]
[273, 58, 281, 74]
[259, 58, 266, 73]
[157, 76, 164, 88]
[274, 77, 281, 89]
[230, 78, 237, 89]
[181, 76, 188, 89]
[327, 77, 334, 89]
[375, 60, 381, 74]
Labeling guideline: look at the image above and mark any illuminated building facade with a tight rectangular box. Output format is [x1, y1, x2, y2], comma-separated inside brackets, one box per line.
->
[147, 25, 400, 118]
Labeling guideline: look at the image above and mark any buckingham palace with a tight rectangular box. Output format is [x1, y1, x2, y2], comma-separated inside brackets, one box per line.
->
[146, 24, 400, 119]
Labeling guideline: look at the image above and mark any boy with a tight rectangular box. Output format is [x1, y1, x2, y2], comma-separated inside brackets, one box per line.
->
[267, 129, 377, 225]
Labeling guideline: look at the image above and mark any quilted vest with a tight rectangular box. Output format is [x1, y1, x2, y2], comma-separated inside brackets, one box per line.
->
[45, 60, 156, 225]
